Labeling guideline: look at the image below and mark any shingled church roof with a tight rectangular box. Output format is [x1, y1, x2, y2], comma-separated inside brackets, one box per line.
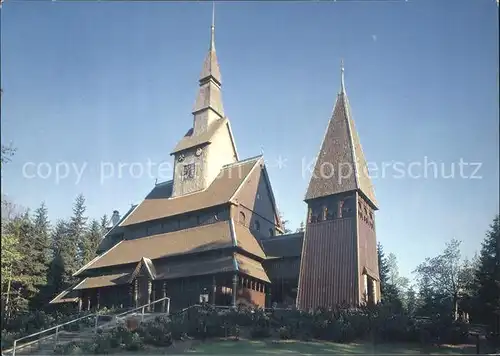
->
[74, 218, 266, 276]
[120, 156, 261, 226]
[305, 62, 377, 209]
[261, 232, 304, 258]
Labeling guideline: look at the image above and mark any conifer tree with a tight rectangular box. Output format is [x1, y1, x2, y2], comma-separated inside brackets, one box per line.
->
[377, 242, 390, 295]
[27, 202, 52, 308]
[80, 219, 103, 264]
[473, 215, 500, 331]
[50, 219, 77, 287]
[100, 214, 109, 236]
[69, 194, 88, 269]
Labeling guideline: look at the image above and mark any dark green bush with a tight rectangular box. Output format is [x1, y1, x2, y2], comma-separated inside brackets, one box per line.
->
[109, 324, 135, 348]
[124, 332, 144, 351]
[279, 326, 291, 340]
[92, 332, 113, 354]
[138, 317, 173, 347]
[53, 341, 84, 355]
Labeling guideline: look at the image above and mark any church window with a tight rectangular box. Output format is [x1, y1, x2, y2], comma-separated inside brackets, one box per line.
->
[325, 201, 336, 220]
[182, 163, 195, 180]
[239, 211, 246, 225]
[254, 220, 261, 232]
[310, 205, 322, 223]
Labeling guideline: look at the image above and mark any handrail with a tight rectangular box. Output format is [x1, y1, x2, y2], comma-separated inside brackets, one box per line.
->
[113, 296, 171, 323]
[6, 312, 98, 356]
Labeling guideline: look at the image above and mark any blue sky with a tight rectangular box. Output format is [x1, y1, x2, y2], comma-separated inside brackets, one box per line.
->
[1, 0, 498, 279]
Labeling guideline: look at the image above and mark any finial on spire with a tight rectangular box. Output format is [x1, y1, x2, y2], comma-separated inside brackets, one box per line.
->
[210, 1, 215, 51]
[340, 59, 345, 94]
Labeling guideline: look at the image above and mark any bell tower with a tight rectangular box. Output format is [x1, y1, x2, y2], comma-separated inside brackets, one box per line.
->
[297, 61, 380, 309]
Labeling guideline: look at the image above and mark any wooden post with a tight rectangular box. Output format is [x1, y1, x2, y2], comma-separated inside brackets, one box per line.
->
[134, 279, 139, 308]
[162, 281, 167, 313]
[232, 274, 238, 307]
[147, 280, 152, 311]
[86, 294, 91, 311]
[96, 289, 100, 310]
[211, 275, 216, 305]
[78, 297, 82, 313]
[129, 283, 134, 308]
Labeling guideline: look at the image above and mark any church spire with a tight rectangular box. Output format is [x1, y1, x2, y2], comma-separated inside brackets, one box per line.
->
[210, 2, 215, 51]
[192, 2, 224, 127]
[304, 59, 378, 209]
[340, 59, 346, 94]
[198, 2, 221, 86]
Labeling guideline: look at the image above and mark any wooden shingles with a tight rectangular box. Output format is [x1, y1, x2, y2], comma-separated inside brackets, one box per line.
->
[120, 157, 259, 227]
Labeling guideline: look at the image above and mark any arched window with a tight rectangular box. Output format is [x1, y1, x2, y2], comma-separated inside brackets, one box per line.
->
[239, 211, 246, 224]
[254, 220, 261, 232]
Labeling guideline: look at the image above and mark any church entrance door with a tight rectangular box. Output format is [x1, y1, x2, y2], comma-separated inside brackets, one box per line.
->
[137, 276, 149, 307]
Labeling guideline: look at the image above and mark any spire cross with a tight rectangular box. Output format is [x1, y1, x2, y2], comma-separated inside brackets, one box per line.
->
[340, 59, 346, 94]
[210, 2, 215, 50]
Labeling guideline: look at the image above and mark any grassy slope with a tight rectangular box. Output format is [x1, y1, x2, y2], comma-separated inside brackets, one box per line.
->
[185, 339, 475, 355]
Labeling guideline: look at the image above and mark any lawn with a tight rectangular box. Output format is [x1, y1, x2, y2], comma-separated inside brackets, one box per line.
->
[184, 339, 476, 355]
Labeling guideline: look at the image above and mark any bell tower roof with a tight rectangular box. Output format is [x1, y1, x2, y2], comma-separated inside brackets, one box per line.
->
[305, 61, 378, 209]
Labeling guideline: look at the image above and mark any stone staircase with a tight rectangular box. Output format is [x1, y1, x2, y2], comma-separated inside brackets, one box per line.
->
[2, 297, 171, 356]
[4, 313, 171, 355]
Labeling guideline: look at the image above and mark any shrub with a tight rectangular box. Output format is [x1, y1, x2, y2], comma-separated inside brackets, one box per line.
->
[1, 330, 21, 349]
[109, 324, 134, 348]
[124, 332, 144, 351]
[250, 324, 271, 339]
[92, 332, 113, 354]
[138, 318, 173, 347]
[250, 312, 271, 339]
[53, 341, 84, 355]
[279, 326, 291, 340]
[232, 324, 240, 340]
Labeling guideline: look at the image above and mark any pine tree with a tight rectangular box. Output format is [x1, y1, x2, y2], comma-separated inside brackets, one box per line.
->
[473, 215, 500, 331]
[80, 219, 103, 264]
[28, 202, 52, 308]
[100, 214, 109, 236]
[377, 242, 390, 296]
[69, 194, 88, 269]
[296, 221, 305, 233]
[50, 219, 77, 287]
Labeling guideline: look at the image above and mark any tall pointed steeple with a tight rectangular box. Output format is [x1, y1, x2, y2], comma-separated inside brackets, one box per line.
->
[170, 4, 238, 198]
[304, 60, 377, 209]
[297, 60, 380, 311]
[192, 2, 224, 134]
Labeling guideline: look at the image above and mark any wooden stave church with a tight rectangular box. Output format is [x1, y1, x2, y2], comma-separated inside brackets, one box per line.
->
[50, 12, 379, 313]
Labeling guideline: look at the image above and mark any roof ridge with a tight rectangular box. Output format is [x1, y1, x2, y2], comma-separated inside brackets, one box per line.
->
[155, 179, 173, 187]
[263, 233, 303, 242]
[122, 219, 229, 244]
[223, 154, 262, 168]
